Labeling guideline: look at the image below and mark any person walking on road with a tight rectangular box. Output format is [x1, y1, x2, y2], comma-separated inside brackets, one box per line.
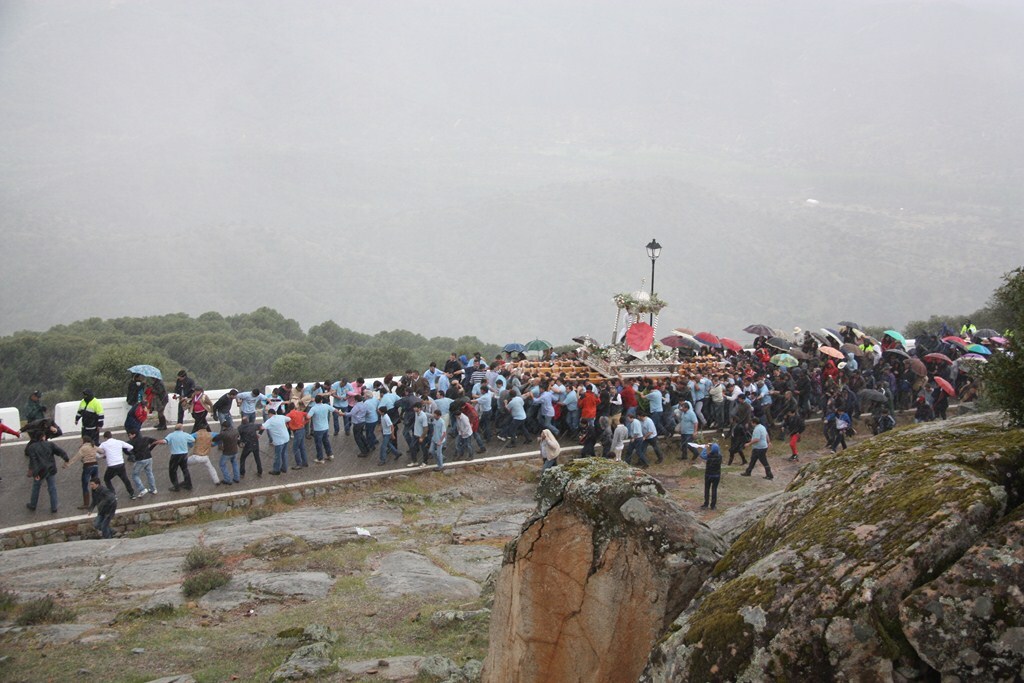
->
[212, 420, 241, 485]
[238, 415, 263, 477]
[740, 417, 773, 480]
[64, 435, 101, 509]
[97, 431, 136, 499]
[262, 412, 291, 475]
[88, 476, 118, 539]
[698, 442, 723, 510]
[164, 424, 195, 491]
[75, 389, 105, 445]
[173, 370, 196, 425]
[25, 430, 69, 513]
[188, 427, 221, 485]
[127, 430, 165, 497]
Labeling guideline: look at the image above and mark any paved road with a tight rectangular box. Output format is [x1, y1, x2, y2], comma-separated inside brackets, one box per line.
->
[0, 425, 538, 530]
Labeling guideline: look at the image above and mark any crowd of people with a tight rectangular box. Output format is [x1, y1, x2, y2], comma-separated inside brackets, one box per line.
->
[3, 321, 996, 534]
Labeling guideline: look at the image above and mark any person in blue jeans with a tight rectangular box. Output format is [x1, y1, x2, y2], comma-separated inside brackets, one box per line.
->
[307, 396, 338, 463]
[741, 417, 773, 480]
[539, 429, 561, 470]
[25, 431, 69, 513]
[88, 476, 117, 538]
[377, 407, 401, 465]
[429, 409, 447, 471]
[262, 413, 291, 474]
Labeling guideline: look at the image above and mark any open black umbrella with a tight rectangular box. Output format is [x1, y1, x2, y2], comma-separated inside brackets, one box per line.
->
[973, 328, 999, 339]
[744, 324, 777, 337]
[766, 336, 792, 352]
[858, 389, 887, 405]
[838, 321, 861, 329]
[840, 343, 864, 358]
[883, 348, 909, 359]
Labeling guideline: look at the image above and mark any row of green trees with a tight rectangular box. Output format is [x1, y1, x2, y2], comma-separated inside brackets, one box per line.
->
[0, 308, 501, 409]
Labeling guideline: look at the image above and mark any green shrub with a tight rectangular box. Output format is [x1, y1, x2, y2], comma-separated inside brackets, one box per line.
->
[981, 267, 1024, 426]
[0, 588, 18, 614]
[183, 543, 223, 572]
[15, 596, 75, 625]
[247, 507, 273, 522]
[182, 569, 230, 599]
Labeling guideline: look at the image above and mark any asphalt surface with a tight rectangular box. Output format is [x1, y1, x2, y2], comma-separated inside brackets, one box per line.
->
[0, 425, 539, 531]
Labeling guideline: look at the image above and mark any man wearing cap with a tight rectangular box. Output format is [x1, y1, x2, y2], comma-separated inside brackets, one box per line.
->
[75, 389, 105, 445]
[23, 391, 47, 425]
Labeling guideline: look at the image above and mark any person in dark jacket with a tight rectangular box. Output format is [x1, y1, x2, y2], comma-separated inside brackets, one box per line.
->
[150, 377, 169, 430]
[23, 391, 47, 424]
[173, 370, 196, 424]
[75, 389, 104, 445]
[699, 442, 723, 510]
[88, 476, 118, 539]
[25, 431, 69, 513]
[238, 416, 263, 478]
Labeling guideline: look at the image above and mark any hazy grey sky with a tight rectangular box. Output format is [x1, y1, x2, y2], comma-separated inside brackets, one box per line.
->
[2, 0, 1022, 343]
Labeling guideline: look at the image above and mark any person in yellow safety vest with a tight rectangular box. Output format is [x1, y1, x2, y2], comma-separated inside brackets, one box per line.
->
[75, 388, 105, 446]
[960, 320, 977, 338]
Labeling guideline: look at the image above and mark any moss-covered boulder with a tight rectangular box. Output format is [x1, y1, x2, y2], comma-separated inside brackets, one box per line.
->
[643, 414, 1024, 682]
[482, 458, 728, 683]
[900, 505, 1024, 681]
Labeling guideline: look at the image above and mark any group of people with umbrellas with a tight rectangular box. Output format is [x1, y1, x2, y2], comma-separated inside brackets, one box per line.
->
[664, 319, 997, 442]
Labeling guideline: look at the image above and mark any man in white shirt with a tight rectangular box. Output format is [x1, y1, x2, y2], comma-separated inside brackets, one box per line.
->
[97, 430, 137, 499]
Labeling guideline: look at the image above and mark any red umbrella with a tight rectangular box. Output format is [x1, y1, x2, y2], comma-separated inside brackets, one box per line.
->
[660, 335, 687, 348]
[720, 337, 743, 353]
[695, 332, 722, 347]
[626, 322, 654, 352]
[924, 353, 953, 365]
[942, 336, 968, 347]
[908, 358, 927, 377]
[933, 376, 955, 396]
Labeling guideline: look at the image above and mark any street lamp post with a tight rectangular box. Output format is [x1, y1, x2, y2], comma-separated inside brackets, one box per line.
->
[646, 238, 662, 325]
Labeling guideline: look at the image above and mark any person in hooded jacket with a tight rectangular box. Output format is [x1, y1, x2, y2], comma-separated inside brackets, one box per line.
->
[699, 442, 723, 510]
[25, 430, 69, 513]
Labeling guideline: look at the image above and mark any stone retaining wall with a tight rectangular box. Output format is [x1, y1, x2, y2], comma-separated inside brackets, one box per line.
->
[0, 457, 542, 551]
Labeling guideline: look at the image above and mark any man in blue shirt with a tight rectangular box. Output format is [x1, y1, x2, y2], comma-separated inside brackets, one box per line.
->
[676, 401, 700, 460]
[623, 414, 648, 467]
[329, 379, 348, 436]
[362, 391, 381, 452]
[237, 389, 267, 426]
[562, 386, 579, 436]
[424, 362, 444, 392]
[165, 424, 196, 491]
[640, 411, 663, 464]
[307, 396, 337, 463]
[741, 416, 773, 480]
[536, 382, 559, 437]
[263, 412, 292, 474]
[349, 398, 370, 456]
[501, 389, 528, 446]
[474, 385, 493, 441]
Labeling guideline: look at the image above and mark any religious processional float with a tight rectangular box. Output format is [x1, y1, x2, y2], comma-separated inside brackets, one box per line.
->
[575, 286, 683, 379]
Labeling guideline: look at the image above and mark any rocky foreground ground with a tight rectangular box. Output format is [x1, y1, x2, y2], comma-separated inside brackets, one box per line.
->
[3, 412, 1021, 682]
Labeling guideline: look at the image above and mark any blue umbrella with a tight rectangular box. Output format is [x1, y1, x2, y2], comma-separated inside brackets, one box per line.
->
[503, 342, 526, 353]
[128, 364, 163, 380]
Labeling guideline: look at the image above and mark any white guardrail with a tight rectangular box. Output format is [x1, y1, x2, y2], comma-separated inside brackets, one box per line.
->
[2, 379, 386, 436]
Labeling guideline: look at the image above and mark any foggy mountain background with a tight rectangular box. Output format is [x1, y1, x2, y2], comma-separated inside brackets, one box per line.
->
[2, 0, 1022, 344]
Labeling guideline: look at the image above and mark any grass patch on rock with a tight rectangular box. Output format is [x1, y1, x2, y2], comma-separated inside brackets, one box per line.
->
[181, 568, 230, 599]
[14, 595, 76, 626]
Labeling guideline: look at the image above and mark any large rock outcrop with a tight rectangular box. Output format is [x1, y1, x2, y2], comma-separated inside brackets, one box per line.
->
[483, 459, 728, 683]
[644, 414, 1024, 682]
[900, 506, 1024, 681]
